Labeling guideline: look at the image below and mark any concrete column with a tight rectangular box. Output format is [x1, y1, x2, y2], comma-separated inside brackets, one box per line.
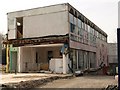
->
[76, 51, 79, 69]
[6, 45, 9, 73]
[66, 54, 69, 72]
[63, 54, 69, 74]
[18, 47, 21, 72]
[63, 54, 66, 74]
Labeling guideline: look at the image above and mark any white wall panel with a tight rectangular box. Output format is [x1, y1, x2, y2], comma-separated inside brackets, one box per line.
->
[7, 4, 68, 18]
[8, 30, 16, 39]
[23, 11, 68, 38]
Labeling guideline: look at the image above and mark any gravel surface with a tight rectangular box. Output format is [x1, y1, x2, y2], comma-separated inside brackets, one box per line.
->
[39, 75, 118, 88]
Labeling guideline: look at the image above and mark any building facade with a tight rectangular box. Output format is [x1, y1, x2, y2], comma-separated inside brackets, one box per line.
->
[108, 43, 118, 74]
[5, 3, 108, 74]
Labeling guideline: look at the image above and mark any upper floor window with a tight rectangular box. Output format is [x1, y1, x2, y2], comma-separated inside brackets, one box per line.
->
[74, 17, 77, 25]
[69, 13, 74, 24]
[81, 22, 85, 30]
[78, 19, 82, 28]
[88, 26, 90, 33]
[70, 23, 75, 33]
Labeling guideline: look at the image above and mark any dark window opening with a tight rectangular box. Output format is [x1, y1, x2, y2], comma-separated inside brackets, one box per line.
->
[70, 23, 75, 33]
[16, 17, 23, 39]
[36, 52, 38, 63]
[47, 51, 53, 63]
[70, 8, 74, 15]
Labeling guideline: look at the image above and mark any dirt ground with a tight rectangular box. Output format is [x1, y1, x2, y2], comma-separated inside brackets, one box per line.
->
[39, 75, 118, 88]
[1, 73, 72, 85]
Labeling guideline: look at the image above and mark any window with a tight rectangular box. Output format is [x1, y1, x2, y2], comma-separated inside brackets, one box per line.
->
[78, 19, 82, 28]
[78, 50, 84, 69]
[75, 26, 78, 35]
[85, 23, 88, 31]
[74, 17, 77, 25]
[92, 28, 95, 35]
[78, 28, 80, 35]
[96, 31, 99, 38]
[36, 52, 38, 63]
[90, 52, 96, 68]
[98, 33, 101, 39]
[88, 26, 90, 33]
[82, 22, 85, 30]
[105, 37, 107, 42]
[69, 13, 74, 24]
[94, 30, 97, 37]
[70, 23, 75, 33]
[90, 27, 93, 34]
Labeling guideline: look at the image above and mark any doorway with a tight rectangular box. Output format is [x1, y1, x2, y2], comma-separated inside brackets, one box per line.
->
[47, 51, 53, 63]
[11, 52, 17, 72]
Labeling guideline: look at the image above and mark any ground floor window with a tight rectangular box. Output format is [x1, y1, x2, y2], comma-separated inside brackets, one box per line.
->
[70, 49, 96, 71]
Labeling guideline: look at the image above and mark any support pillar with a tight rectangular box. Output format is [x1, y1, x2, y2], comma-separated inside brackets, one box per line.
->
[18, 47, 21, 72]
[10, 51, 12, 72]
[63, 54, 68, 74]
[6, 44, 9, 73]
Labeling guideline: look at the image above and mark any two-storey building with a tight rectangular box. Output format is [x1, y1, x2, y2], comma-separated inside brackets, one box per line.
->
[5, 3, 108, 74]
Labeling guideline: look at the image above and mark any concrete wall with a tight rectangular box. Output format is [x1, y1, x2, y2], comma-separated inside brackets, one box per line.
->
[7, 4, 68, 18]
[96, 39, 108, 68]
[35, 46, 62, 63]
[18, 47, 36, 72]
[23, 11, 68, 38]
[7, 4, 69, 39]
[18, 46, 62, 72]
[70, 40, 96, 52]
[108, 43, 117, 63]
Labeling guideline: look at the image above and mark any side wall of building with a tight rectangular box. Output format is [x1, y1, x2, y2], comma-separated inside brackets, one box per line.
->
[108, 43, 117, 64]
[96, 39, 108, 68]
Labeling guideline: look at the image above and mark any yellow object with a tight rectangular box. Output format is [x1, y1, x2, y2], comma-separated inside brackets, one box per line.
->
[6, 44, 9, 73]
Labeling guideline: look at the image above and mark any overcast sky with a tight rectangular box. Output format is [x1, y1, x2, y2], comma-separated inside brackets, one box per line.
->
[0, 0, 119, 42]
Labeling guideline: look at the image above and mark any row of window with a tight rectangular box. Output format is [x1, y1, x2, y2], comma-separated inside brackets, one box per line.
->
[70, 49, 96, 70]
[69, 13, 107, 42]
[70, 31, 96, 47]
[70, 23, 96, 47]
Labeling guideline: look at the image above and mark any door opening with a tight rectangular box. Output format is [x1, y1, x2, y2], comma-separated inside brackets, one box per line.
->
[47, 51, 53, 63]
